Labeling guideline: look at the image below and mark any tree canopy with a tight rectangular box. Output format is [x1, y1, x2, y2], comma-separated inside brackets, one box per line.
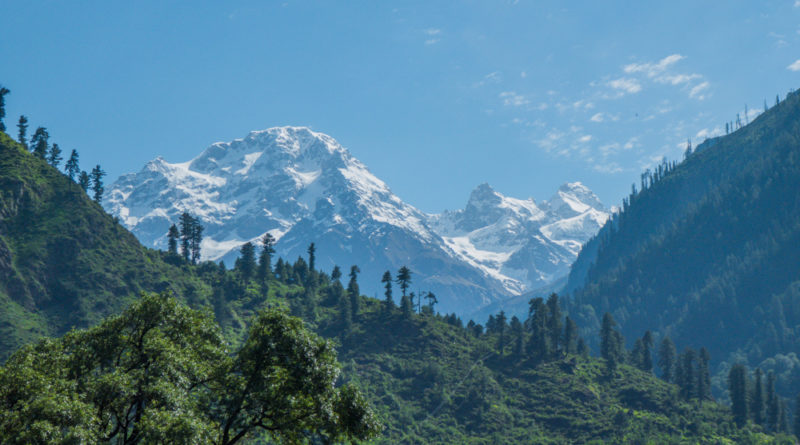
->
[0, 292, 380, 444]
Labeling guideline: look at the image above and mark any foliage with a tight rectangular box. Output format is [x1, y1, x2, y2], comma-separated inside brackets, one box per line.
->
[566, 89, 800, 405]
[0, 112, 795, 443]
[0, 293, 380, 444]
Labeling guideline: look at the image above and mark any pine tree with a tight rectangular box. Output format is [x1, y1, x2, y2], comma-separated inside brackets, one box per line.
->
[381, 270, 394, 314]
[641, 331, 654, 373]
[167, 224, 180, 255]
[90, 165, 105, 203]
[632, 339, 646, 370]
[47, 143, 62, 168]
[495, 311, 507, 353]
[190, 222, 203, 264]
[658, 337, 677, 383]
[528, 297, 550, 358]
[0, 85, 9, 132]
[17, 115, 28, 148]
[546, 293, 562, 354]
[697, 347, 711, 401]
[396, 266, 412, 297]
[331, 265, 342, 282]
[563, 316, 578, 354]
[274, 258, 287, 283]
[752, 368, 765, 426]
[600, 312, 621, 371]
[78, 171, 90, 191]
[307, 243, 316, 272]
[767, 372, 779, 432]
[676, 348, 696, 400]
[65, 149, 79, 180]
[510, 316, 525, 357]
[179, 212, 194, 262]
[348, 265, 360, 319]
[258, 233, 276, 281]
[729, 364, 749, 427]
[30, 127, 49, 158]
[338, 287, 352, 331]
[400, 294, 413, 319]
[236, 242, 256, 282]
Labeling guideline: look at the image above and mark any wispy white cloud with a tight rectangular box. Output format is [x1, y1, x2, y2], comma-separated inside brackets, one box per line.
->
[499, 91, 530, 106]
[623, 54, 684, 78]
[593, 162, 623, 174]
[689, 81, 710, 100]
[787, 59, 800, 71]
[590, 112, 620, 123]
[423, 28, 441, 45]
[473, 71, 502, 87]
[608, 77, 642, 94]
[578, 134, 592, 143]
[615, 54, 709, 100]
[657, 73, 701, 86]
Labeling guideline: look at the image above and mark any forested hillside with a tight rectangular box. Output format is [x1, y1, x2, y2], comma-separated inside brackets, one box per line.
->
[0, 131, 214, 358]
[0, 124, 794, 443]
[566, 90, 800, 402]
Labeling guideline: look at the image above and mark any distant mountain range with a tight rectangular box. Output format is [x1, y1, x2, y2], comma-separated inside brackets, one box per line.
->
[106, 127, 609, 314]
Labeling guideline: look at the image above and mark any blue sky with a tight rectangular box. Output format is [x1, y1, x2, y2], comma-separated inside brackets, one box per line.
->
[2, 1, 800, 212]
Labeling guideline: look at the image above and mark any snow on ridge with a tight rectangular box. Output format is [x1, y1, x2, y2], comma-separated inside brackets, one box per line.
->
[429, 182, 609, 293]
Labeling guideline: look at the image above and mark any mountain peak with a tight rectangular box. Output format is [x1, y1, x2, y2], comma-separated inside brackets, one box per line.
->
[547, 182, 605, 217]
[467, 182, 502, 207]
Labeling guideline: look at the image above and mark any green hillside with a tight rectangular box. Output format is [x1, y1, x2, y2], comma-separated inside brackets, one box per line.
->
[0, 131, 794, 443]
[0, 131, 213, 359]
[566, 90, 800, 402]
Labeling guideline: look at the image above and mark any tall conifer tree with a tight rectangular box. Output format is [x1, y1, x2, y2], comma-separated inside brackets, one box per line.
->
[78, 171, 90, 191]
[17, 115, 27, 148]
[729, 364, 749, 427]
[381, 270, 394, 314]
[236, 242, 256, 282]
[90, 165, 105, 203]
[348, 265, 360, 319]
[658, 337, 677, 383]
[47, 143, 62, 168]
[0, 85, 9, 132]
[167, 224, 180, 255]
[30, 127, 49, 158]
[65, 149, 79, 180]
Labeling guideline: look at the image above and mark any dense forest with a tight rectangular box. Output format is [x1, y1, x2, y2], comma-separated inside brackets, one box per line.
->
[0, 87, 797, 443]
[566, 89, 800, 407]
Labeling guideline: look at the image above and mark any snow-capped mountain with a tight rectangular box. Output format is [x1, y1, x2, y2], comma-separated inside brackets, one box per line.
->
[427, 182, 610, 294]
[106, 126, 609, 315]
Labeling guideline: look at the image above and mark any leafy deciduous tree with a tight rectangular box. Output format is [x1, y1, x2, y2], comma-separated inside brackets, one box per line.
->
[0, 293, 380, 444]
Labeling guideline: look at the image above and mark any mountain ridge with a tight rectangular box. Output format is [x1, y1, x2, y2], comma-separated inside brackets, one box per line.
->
[107, 126, 609, 314]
